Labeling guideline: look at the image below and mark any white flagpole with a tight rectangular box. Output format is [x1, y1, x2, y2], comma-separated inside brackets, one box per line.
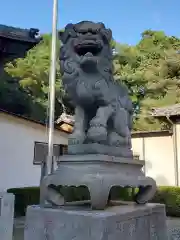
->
[47, 0, 58, 175]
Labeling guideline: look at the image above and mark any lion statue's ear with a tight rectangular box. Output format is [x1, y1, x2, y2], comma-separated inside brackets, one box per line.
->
[99, 27, 112, 43]
[106, 29, 112, 42]
[59, 23, 76, 44]
[58, 31, 66, 44]
[97, 22, 105, 29]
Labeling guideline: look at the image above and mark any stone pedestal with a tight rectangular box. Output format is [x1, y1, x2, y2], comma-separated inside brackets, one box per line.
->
[0, 192, 14, 240]
[41, 154, 157, 209]
[24, 203, 167, 240]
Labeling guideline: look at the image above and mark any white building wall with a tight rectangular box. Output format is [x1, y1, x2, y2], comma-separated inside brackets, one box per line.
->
[132, 134, 175, 186]
[0, 112, 68, 191]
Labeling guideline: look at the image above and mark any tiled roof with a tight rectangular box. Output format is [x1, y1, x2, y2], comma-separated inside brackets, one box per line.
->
[55, 113, 172, 135]
[56, 113, 75, 126]
[0, 24, 41, 43]
[151, 104, 180, 117]
[57, 104, 180, 126]
[0, 109, 68, 134]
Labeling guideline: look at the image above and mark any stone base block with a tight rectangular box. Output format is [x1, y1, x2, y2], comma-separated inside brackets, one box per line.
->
[24, 203, 168, 240]
[0, 192, 14, 240]
[68, 143, 133, 158]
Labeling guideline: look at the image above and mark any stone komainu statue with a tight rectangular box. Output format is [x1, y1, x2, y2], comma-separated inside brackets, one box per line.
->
[59, 21, 133, 157]
[40, 21, 156, 210]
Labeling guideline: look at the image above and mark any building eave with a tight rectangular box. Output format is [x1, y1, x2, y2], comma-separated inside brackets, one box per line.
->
[0, 24, 41, 43]
[151, 104, 180, 118]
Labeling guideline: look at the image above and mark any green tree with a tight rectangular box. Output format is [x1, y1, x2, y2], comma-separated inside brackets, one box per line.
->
[5, 34, 66, 121]
[5, 30, 180, 131]
[0, 62, 41, 118]
[113, 30, 180, 130]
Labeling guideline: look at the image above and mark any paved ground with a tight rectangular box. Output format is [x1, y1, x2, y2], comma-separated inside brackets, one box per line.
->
[13, 217, 24, 240]
[13, 228, 23, 240]
[13, 217, 180, 240]
[167, 217, 180, 239]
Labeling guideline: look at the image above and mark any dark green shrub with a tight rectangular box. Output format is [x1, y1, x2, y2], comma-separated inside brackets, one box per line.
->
[58, 186, 90, 202]
[7, 185, 180, 217]
[109, 187, 133, 201]
[7, 187, 40, 217]
[7, 186, 133, 216]
[152, 186, 180, 217]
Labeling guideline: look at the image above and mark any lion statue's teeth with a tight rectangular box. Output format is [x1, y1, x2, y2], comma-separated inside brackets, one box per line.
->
[84, 52, 93, 57]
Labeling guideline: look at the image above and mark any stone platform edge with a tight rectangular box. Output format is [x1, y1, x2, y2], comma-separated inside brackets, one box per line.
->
[26, 203, 166, 221]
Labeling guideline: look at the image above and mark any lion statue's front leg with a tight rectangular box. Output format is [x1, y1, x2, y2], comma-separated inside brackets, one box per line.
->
[108, 108, 132, 148]
[87, 105, 114, 143]
[68, 105, 87, 145]
[87, 104, 131, 149]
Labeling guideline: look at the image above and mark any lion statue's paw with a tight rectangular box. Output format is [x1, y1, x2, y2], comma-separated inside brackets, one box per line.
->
[87, 125, 107, 143]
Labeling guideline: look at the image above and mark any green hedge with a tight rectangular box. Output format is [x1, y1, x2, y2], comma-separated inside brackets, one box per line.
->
[152, 186, 180, 217]
[7, 186, 180, 217]
[7, 187, 40, 217]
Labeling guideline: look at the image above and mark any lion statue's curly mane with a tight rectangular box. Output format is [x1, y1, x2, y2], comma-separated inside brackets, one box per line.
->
[59, 21, 133, 158]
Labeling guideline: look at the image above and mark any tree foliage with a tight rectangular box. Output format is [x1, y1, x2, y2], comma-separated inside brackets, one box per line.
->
[4, 30, 180, 130]
[5, 34, 66, 121]
[113, 30, 180, 130]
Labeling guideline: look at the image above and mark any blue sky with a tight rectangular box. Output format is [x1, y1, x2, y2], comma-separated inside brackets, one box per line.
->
[1, 0, 180, 45]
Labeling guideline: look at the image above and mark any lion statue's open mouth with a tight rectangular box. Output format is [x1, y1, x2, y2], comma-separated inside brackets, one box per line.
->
[59, 21, 113, 71]
[74, 38, 103, 69]
[74, 40, 102, 56]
